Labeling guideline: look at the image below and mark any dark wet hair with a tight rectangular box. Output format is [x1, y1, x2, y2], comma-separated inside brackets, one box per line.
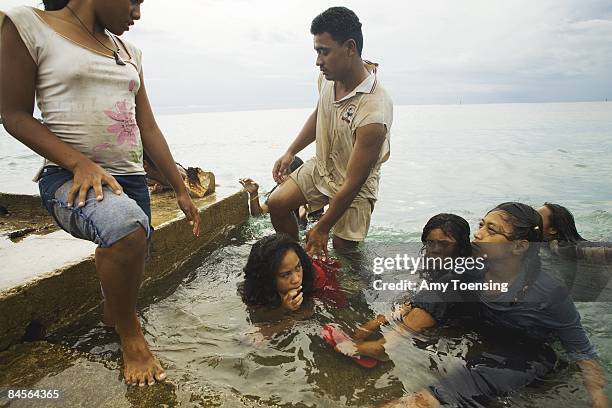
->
[240, 234, 315, 307]
[491, 202, 543, 242]
[421, 213, 471, 257]
[42, 0, 69, 11]
[488, 202, 543, 301]
[311, 7, 363, 56]
[543, 202, 586, 243]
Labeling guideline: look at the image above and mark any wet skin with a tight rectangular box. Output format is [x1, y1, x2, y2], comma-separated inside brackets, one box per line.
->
[423, 228, 458, 259]
[32, 0, 143, 63]
[537, 205, 557, 241]
[1, 0, 203, 386]
[277, 249, 304, 311]
[349, 228, 461, 361]
[471, 210, 529, 262]
[314, 32, 353, 83]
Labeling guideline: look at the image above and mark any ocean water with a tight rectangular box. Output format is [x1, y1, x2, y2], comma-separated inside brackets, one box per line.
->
[2, 102, 612, 406]
[2, 102, 611, 238]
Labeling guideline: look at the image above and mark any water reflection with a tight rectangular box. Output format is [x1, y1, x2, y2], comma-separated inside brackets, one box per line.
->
[25, 220, 609, 407]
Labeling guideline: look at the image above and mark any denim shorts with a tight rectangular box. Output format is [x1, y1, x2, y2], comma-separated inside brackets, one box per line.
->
[38, 166, 151, 248]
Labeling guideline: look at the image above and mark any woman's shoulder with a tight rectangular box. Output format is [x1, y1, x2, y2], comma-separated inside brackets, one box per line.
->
[116, 36, 143, 69]
[3, 6, 50, 64]
[4, 6, 41, 25]
[5, 5, 33, 16]
[117, 37, 141, 54]
[4, 6, 29, 25]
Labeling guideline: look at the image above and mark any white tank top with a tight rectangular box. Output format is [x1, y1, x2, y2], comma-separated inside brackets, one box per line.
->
[5, 6, 145, 178]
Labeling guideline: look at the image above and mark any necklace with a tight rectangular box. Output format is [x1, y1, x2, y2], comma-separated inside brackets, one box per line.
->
[65, 5, 126, 66]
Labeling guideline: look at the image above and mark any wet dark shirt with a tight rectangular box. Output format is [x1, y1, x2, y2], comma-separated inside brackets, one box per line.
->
[413, 269, 598, 361]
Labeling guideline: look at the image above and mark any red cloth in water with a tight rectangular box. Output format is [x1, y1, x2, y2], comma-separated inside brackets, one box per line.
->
[310, 257, 347, 307]
[321, 324, 378, 368]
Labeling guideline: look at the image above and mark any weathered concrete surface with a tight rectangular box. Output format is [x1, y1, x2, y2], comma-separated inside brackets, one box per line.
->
[0, 341, 262, 407]
[0, 189, 249, 351]
[0, 193, 58, 241]
[0, 342, 180, 407]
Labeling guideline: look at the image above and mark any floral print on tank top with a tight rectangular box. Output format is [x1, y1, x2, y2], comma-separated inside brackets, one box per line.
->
[92, 98, 143, 164]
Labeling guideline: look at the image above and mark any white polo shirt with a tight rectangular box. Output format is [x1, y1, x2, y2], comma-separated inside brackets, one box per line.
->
[314, 62, 393, 201]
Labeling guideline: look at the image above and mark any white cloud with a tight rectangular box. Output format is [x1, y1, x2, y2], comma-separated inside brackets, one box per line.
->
[2, 0, 611, 110]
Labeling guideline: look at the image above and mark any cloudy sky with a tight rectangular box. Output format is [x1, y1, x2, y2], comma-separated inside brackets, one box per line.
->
[2, 0, 612, 112]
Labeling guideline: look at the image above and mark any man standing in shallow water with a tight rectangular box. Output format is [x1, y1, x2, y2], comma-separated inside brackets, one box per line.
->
[268, 7, 393, 257]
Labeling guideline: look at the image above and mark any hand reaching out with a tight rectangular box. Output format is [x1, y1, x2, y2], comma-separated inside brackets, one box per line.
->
[305, 226, 329, 259]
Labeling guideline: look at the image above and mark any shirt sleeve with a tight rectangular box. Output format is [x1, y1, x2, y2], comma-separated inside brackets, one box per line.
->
[411, 272, 471, 324]
[411, 290, 451, 324]
[121, 39, 143, 75]
[546, 293, 599, 361]
[352, 95, 392, 130]
[351, 93, 393, 163]
[4, 7, 45, 65]
[578, 245, 612, 264]
[136, 47, 143, 75]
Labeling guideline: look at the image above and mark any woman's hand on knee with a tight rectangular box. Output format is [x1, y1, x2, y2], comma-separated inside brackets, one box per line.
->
[68, 160, 123, 208]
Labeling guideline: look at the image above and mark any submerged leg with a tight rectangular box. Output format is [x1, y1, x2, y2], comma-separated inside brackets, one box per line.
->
[332, 234, 359, 251]
[95, 227, 165, 386]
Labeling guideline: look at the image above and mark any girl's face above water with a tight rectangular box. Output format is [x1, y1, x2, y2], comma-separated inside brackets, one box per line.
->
[276, 249, 303, 296]
[472, 211, 517, 260]
[423, 228, 458, 259]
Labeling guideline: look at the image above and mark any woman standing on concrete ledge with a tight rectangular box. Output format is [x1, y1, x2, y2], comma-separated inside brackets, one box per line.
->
[1, 0, 201, 386]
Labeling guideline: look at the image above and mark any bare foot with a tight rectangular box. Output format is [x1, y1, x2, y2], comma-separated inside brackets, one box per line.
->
[102, 300, 116, 329]
[121, 335, 166, 386]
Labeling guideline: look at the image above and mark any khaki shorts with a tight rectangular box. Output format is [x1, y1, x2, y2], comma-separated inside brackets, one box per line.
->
[289, 158, 374, 242]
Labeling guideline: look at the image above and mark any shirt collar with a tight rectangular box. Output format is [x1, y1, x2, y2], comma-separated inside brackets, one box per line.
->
[334, 62, 378, 104]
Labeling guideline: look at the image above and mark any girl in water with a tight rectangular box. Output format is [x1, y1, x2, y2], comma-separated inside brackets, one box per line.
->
[240, 233, 342, 312]
[378, 203, 607, 407]
[241, 234, 315, 311]
[2, 0, 200, 386]
[323, 213, 473, 361]
[538, 202, 612, 300]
